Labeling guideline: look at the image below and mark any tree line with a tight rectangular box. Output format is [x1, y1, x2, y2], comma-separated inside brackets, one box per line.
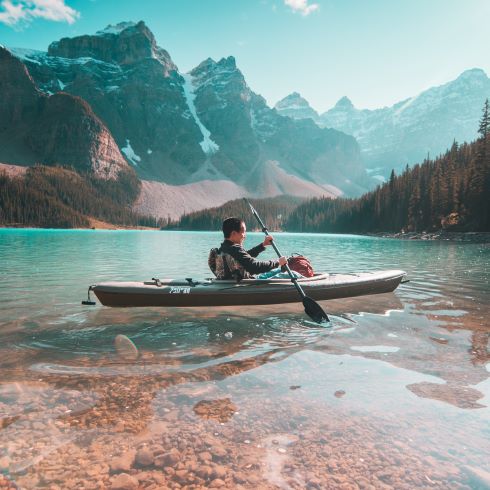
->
[286, 100, 490, 233]
[164, 195, 304, 231]
[0, 165, 157, 228]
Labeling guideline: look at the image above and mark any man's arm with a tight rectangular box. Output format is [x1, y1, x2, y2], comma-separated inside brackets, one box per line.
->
[247, 235, 274, 257]
[247, 243, 266, 258]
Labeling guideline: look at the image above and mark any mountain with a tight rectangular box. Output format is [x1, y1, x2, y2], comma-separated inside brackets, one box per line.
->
[0, 46, 157, 228]
[6, 21, 370, 207]
[277, 70, 490, 179]
[0, 47, 130, 179]
[274, 92, 320, 122]
[188, 56, 369, 195]
[9, 22, 203, 184]
[285, 133, 490, 233]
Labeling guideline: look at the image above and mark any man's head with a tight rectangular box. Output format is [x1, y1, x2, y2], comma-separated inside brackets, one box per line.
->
[222, 217, 246, 245]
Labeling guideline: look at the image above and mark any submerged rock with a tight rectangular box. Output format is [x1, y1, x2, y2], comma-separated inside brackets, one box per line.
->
[110, 449, 136, 472]
[110, 472, 138, 490]
[135, 447, 154, 466]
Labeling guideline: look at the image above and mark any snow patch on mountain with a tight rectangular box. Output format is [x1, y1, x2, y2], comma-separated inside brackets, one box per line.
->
[8, 47, 44, 65]
[394, 94, 419, 117]
[181, 73, 219, 155]
[10, 46, 122, 71]
[121, 139, 141, 166]
[96, 22, 136, 36]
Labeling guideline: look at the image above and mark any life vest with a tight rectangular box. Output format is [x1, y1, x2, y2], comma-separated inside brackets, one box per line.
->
[208, 248, 250, 281]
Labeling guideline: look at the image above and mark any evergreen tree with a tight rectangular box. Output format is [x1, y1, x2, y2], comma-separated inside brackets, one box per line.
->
[478, 98, 489, 139]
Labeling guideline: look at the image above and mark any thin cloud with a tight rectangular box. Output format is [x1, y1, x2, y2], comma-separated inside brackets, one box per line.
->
[284, 0, 319, 16]
[0, 0, 80, 26]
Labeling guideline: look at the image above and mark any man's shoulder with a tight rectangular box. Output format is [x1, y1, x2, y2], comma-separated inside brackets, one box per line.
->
[220, 241, 245, 254]
[221, 240, 246, 255]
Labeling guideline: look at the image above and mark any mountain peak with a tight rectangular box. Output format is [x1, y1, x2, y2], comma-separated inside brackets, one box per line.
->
[218, 56, 236, 69]
[280, 92, 304, 102]
[191, 56, 241, 81]
[95, 21, 138, 36]
[275, 92, 310, 109]
[47, 20, 176, 69]
[456, 68, 488, 82]
[334, 96, 354, 110]
[274, 92, 319, 121]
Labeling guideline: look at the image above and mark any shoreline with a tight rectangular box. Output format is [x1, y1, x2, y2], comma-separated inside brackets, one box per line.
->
[1, 225, 489, 242]
[0, 217, 159, 231]
[364, 230, 490, 243]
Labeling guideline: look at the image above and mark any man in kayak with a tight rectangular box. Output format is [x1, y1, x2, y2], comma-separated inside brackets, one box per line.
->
[209, 217, 287, 280]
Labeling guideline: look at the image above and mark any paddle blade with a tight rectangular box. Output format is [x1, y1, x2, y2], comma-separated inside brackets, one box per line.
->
[303, 296, 330, 324]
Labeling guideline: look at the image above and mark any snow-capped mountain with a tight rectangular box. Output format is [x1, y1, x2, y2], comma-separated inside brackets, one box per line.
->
[277, 70, 490, 178]
[188, 56, 368, 195]
[9, 21, 203, 184]
[5, 21, 370, 202]
[274, 92, 320, 122]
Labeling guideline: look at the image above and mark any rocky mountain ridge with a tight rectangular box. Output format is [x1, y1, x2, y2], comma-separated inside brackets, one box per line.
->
[6, 21, 370, 204]
[275, 69, 490, 178]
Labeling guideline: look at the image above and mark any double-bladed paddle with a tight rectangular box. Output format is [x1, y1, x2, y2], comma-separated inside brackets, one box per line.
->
[244, 199, 329, 324]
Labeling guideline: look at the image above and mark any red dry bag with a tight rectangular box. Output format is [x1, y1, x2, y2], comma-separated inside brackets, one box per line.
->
[287, 253, 315, 277]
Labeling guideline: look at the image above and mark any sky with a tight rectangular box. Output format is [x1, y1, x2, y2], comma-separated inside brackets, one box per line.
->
[1, 0, 489, 112]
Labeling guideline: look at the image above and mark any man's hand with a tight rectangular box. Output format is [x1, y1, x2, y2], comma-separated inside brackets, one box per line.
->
[278, 256, 287, 266]
[263, 235, 274, 247]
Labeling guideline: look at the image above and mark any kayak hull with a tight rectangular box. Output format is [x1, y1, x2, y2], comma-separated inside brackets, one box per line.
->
[91, 270, 406, 308]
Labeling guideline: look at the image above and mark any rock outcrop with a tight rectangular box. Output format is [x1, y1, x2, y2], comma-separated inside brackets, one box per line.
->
[0, 47, 130, 179]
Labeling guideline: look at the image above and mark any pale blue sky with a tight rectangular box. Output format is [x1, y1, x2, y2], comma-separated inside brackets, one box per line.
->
[1, 0, 489, 112]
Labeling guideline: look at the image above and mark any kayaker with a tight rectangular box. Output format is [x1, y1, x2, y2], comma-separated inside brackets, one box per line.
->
[209, 217, 287, 280]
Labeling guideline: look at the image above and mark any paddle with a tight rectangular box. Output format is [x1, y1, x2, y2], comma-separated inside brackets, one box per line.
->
[244, 199, 329, 324]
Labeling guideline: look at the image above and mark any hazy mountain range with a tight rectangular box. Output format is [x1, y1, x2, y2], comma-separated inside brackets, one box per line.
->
[275, 69, 490, 180]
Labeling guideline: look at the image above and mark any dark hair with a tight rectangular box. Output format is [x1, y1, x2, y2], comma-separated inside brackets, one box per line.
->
[222, 217, 244, 238]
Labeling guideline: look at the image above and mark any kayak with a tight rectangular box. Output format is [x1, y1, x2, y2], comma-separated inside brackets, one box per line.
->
[90, 270, 406, 308]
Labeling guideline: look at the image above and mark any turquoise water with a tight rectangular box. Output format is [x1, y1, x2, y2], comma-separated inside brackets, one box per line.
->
[0, 229, 489, 489]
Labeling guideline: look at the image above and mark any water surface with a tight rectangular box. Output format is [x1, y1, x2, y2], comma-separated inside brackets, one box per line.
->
[0, 229, 488, 489]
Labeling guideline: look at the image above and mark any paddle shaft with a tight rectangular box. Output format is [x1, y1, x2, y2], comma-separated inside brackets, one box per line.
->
[247, 202, 307, 300]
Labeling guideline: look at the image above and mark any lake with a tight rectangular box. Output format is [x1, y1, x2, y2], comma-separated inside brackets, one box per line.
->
[0, 229, 489, 489]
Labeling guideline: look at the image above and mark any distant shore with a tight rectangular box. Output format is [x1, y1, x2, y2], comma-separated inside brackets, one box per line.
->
[1, 224, 489, 242]
[364, 230, 490, 243]
[0, 217, 159, 231]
